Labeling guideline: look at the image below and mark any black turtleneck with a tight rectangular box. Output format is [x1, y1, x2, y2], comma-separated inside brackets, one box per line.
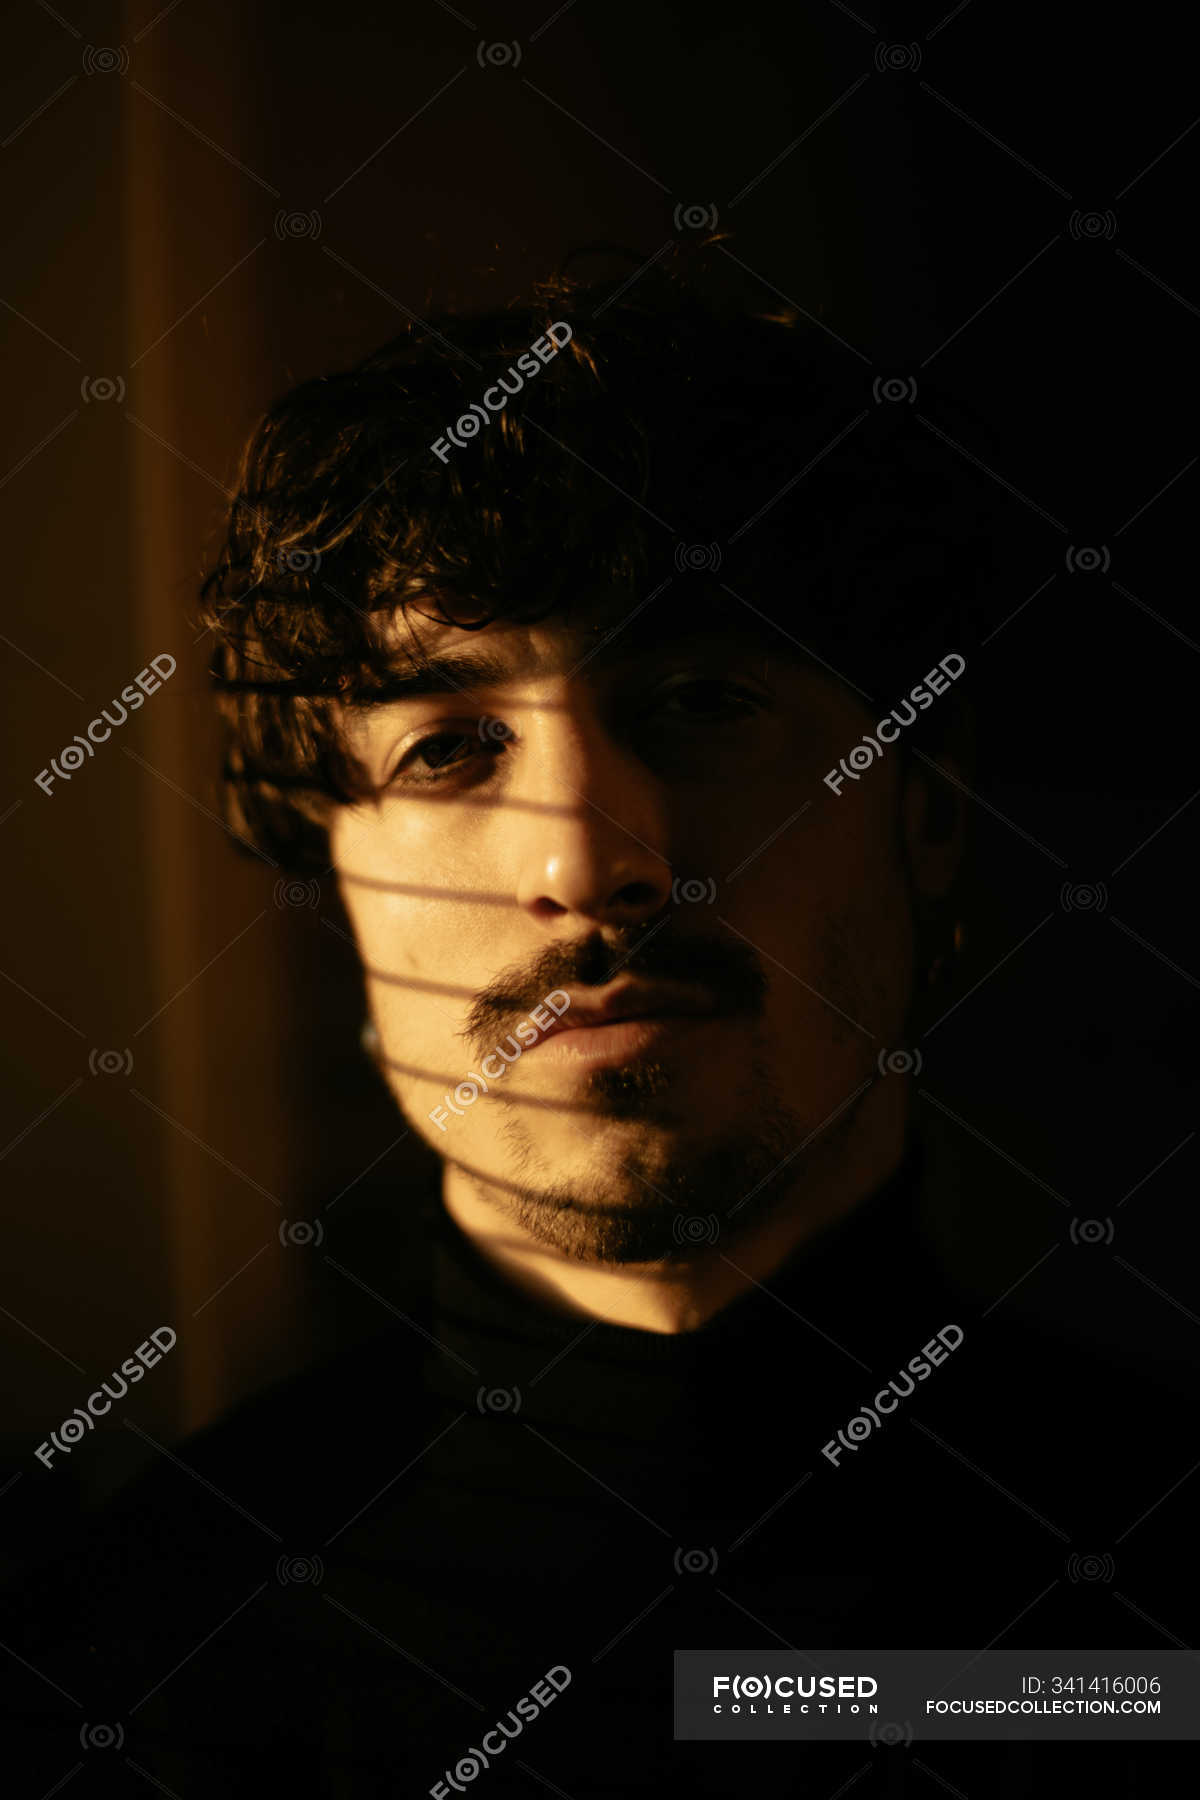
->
[5, 1140, 1191, 1797]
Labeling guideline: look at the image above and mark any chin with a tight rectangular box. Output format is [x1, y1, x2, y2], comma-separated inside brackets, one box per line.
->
[500, 1193, 725, 1266]
[473, 1127, 796, 1264]
[524, 1118, 718, 1189]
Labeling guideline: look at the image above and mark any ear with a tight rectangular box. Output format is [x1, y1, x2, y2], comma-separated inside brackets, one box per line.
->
[900, 748, 969, 900]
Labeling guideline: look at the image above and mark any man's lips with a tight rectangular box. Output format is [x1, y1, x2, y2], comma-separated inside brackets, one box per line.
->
[535, 979, 721, 1040]
[510, 979, 727, 1069]
[535, 1014, 720, 1068]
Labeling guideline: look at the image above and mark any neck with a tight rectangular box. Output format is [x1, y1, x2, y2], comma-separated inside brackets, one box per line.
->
[440, 1087, 912, 1334]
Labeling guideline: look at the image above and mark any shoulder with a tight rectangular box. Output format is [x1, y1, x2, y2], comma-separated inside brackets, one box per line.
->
[5, 1321, 429, 1660]
[912, 1304, 1194, 1547]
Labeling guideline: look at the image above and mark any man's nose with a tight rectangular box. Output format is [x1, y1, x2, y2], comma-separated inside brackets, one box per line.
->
[513, 706, 673, 930]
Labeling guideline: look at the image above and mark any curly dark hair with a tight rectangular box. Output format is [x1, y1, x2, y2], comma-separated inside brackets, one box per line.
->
[199, 244, 1002, 870]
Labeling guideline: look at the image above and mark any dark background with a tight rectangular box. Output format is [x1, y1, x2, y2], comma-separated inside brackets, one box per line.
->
[2, 0, 1196, 1529]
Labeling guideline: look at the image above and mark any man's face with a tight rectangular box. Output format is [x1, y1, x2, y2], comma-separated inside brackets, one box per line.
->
[329, 595, 921, 1263]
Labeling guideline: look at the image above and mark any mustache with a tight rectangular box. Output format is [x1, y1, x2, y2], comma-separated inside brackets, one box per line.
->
[458, 920, 767, 1053]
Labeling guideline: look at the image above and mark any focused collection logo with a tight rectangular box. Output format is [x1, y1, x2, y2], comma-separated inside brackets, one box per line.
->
[822, 1324, 965, 1467]
[824, 653, 966, 796]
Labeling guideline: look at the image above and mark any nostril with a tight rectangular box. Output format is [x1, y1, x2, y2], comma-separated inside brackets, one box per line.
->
[613, 881, 660, 911]
[528, 896, 571, 922]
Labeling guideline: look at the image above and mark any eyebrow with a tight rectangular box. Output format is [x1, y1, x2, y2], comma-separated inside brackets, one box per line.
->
[346, 652, 515, 710]
[345, 604, 806, 713]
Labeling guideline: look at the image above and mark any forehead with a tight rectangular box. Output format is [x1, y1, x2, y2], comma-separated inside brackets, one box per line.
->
[391, 584, 700, 658]
[368, 583, 843, 693]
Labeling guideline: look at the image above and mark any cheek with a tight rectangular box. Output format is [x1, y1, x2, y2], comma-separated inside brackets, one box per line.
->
[338, 881, 434, 1036]
[339, 877, 500, 1089]
[826, 842, 916, 1045]
[738, 799, 914, 1042]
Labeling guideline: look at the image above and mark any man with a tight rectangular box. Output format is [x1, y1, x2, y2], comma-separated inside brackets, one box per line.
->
[6, 257, 1191, 1796]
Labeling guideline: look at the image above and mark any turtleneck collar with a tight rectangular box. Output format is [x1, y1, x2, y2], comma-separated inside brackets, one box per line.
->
[427, 1137, 943, 1357]
[376, 1137, 965, 1523]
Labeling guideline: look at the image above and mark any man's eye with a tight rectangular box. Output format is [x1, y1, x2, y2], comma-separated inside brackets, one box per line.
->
[658, 679, 759, 718]
[390, 729, 503, 787]
[415, 732, 474, 771]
